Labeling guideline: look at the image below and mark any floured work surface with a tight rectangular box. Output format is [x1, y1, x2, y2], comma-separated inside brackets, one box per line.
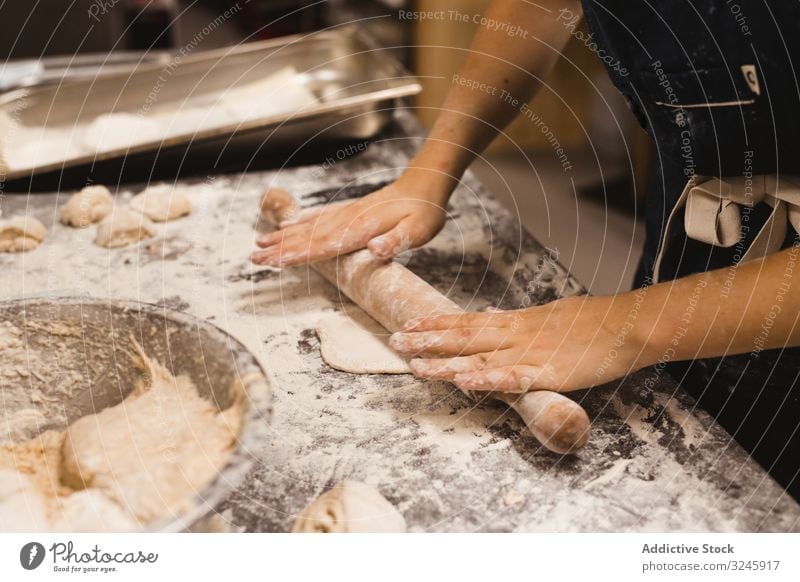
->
[2, 111, 798, 532]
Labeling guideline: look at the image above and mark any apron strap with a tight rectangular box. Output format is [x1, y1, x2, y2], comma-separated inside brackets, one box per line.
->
[652, 175, 699, 283]
[652, 175, 800, 283]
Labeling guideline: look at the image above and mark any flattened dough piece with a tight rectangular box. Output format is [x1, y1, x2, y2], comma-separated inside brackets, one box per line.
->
[292, 481, 406, 533]
[316, 309, 410, 374]
[130, 184, 191, 222]
[0, 216, 47, 252]
[60, 185, 113, 228]
[94, 208, 155, 248]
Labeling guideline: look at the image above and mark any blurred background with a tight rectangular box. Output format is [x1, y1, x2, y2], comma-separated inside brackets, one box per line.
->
[0, 0, 651, 294]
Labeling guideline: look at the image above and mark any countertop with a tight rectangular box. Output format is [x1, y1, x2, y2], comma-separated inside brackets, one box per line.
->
[2, 110, 798, 532]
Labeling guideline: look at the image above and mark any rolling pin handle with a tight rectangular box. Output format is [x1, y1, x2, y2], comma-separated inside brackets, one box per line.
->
[495, 391, 590, 455]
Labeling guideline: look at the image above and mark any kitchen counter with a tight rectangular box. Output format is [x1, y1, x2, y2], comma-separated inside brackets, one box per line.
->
[2, 110, 798, 532]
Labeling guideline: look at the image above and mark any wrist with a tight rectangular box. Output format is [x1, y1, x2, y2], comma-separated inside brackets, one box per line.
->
[396, 162, 459, 207]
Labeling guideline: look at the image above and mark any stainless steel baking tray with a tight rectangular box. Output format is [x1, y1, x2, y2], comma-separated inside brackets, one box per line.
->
[0, 51, 176, 92]
[0, 25, 420, 181]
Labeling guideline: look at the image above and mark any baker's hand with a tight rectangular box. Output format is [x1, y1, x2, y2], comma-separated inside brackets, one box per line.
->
[251, 173, 450, 267]
[389, 295, 655, 393]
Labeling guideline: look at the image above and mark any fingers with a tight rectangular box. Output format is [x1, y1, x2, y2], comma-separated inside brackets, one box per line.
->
[255, 228, 289, 249]
[278, 206, 325, 228]
[408, 349, 518, 381]
[453, 365, 558, 393]
[278, 201, 347, 228]
[252, 227, 307, 265]
[253, 195, 397, 266]
[368, 230, 411, 260]
[403, 311, 515, 332]
[256, 201, 351, 249]
[251, 227, 365, 267]
[253, 183, 448, 267]
[253, 196, 385, 266]
[389, 327, 513, 357]
[367, 216, 430, 259]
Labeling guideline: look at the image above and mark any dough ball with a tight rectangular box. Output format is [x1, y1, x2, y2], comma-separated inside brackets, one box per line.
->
[0, 216, 47, 253]
[130, 184, 191, 222]
[83, 112, 161, 152]
[292, 481, 406, 533]
[316, 310, 410, 374]
[94, 208, 156, 248]
[60, 185, 113, 228]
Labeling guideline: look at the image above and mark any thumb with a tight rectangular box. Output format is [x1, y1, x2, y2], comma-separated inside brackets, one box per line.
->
[367, 218, 420, 259]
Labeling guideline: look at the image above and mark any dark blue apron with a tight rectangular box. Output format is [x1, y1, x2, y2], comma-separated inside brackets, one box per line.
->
[581, 0, 800, 500]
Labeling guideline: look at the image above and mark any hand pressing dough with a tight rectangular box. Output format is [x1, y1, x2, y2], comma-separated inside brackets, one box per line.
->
[0, 216, 47, 252]
[94, 208, 156, 248]
[292, 481, 406, 533]
[130, 184, 191, 222]
[60, 185, 113, 228]
[316, 309, 410, 374]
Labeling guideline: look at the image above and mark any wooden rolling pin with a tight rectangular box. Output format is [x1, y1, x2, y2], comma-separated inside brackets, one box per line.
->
[260, 188, 590, 454]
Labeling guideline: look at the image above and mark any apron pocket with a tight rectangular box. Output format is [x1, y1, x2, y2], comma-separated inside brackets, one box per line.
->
[636, 65, 763, 175]
[639, 64, 759, 109]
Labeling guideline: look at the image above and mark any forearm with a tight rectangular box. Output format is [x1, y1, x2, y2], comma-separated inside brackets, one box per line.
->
[402, 0, 581, 198]
[632, 246, 800, 366]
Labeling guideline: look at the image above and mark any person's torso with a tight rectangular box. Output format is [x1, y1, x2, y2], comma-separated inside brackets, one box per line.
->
[580, 2, 800, 491]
